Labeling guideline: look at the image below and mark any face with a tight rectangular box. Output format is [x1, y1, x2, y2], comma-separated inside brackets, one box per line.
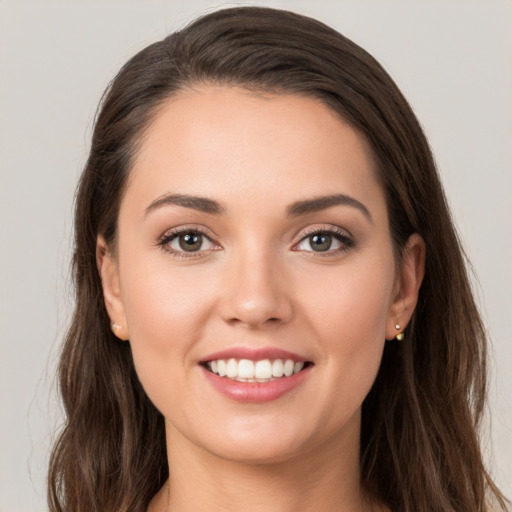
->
[100, 86, 422, 465]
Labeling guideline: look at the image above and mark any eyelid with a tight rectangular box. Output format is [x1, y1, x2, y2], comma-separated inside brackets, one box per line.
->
[156, 223, 354, 258]
[298, 223, 353, 239]
[292, 224, 355, 255]
[296, 224, 353, 240]
[157, 225, 221, 258]
[159, 223, 217, 240]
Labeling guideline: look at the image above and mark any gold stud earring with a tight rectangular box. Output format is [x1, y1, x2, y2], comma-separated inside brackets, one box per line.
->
[395, 323, 404, 341]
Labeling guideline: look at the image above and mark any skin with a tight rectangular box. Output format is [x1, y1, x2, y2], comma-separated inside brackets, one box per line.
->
[98, 86, 425, 512]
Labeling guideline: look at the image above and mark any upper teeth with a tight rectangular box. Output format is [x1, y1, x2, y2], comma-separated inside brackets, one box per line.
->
[208, 358, 305, 381]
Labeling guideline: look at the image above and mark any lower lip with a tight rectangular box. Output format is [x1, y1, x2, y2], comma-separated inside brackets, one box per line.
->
[201, 366, 312, 403]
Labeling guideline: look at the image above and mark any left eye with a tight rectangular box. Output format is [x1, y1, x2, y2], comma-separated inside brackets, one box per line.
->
[295, 232, 348, 253]
[165, 231, 215, 253]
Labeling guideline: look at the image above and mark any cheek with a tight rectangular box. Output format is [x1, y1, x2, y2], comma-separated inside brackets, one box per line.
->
[121, 251, 217, 331]
[118, 256, 218, 389]
[296, 253, 395, 395]
[299, 255, 394, 340]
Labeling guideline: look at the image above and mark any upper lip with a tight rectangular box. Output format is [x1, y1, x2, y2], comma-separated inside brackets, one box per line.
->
[200, 347, 310, 363]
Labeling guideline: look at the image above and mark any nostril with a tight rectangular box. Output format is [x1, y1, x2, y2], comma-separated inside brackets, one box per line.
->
[225, 316, 284, 329]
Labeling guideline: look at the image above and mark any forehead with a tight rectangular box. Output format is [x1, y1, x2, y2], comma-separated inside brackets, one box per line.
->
[124, 86, 386, 221]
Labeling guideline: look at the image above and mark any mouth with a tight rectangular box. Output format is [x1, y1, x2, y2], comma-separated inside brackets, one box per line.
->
[200, 348, 314, 402]
[201, 358, 313, 383]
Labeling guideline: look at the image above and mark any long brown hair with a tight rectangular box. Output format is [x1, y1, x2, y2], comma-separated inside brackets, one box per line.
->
[48, 6, 508, 512]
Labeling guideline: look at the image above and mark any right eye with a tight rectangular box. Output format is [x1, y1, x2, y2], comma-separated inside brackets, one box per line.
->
[159, 229, 219, 258]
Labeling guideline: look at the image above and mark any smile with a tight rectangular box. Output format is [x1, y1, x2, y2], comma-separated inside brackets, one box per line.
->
[204, 358, 308, 382]
[200, 348, 314, 402]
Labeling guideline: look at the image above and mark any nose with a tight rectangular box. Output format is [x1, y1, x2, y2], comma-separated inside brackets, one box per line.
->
[219, 248, 294, 329]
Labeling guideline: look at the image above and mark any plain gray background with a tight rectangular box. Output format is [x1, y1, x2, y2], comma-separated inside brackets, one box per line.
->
[1, 1, 511, 511]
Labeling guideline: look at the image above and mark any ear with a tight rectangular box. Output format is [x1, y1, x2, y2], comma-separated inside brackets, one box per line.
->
[385, 234, 426, 340]
[96, 235, 129, 340]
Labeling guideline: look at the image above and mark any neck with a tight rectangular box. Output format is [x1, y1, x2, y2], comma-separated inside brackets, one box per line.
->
[149, 414, 381, 512]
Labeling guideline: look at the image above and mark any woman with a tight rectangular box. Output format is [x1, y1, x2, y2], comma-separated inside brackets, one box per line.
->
[48, 6, 509, 512]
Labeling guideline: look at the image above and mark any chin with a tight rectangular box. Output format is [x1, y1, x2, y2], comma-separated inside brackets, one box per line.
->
[208, 436, 308, 466]
[176, 413, 314, 466]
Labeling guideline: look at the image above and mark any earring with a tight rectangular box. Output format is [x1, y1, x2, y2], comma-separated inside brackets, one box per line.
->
[395, 323, 404, 341]
[111, 322, 122, 336]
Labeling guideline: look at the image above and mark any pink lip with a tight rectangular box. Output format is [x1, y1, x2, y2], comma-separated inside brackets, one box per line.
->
[201, 347, 309, 363]
[201, 364, 312, 403]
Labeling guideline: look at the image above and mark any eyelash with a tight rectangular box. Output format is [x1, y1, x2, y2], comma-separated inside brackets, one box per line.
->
[294, 226, 355, 257]
[157, 226, 218, 259]
[157, 226, 354, 259]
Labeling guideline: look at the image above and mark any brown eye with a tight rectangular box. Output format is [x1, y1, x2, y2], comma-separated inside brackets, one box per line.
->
[295, 228, 353, 255]
[308, 233, 332, 252]
[162, 230, 217, 255]
[178, 232, 204, 252]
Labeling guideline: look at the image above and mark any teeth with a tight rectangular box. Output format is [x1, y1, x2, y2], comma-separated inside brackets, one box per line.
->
[254, 360, 272, 379]
[226, 358, 238, 378]
[272, 359, 284, 377]
[217, 360, 227, 377]
[283, 359, 294, 377]
[206, 358, 307, 381]
[238, 359, 255, 379]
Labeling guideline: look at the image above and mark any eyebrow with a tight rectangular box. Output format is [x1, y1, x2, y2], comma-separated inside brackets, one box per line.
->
[286, 194, 373, 223]
[144, 192, 372, 223]
[145, 193, 225, 216]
